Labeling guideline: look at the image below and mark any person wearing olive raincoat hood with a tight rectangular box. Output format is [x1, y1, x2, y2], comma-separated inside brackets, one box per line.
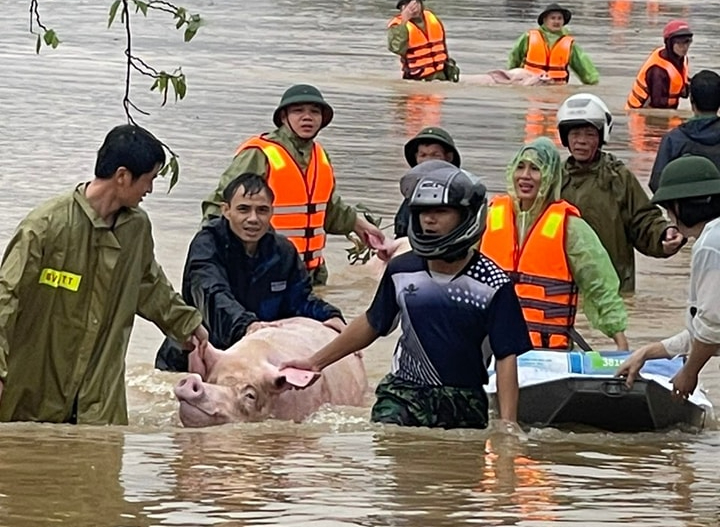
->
[507, 3, 599, 85]
[557, 93, 686, 293]
[0, 125, 207, 425]
[481, 137, 629, 351]
[202, 84, 384, 285]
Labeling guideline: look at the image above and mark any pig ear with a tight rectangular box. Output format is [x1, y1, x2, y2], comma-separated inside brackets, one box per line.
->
[273, 367, 320, 391]
[188, 343, 225, 381]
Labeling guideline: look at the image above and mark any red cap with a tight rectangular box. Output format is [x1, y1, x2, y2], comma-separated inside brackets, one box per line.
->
[663, 20, 693, 40]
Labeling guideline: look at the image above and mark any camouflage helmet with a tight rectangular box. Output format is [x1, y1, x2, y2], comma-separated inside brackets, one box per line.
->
[652, 155, 720, 204]
[272, 84, 334, 129]
[404, 127, 461, 167]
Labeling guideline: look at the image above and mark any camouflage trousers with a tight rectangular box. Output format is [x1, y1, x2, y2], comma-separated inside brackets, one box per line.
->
[370, 374, 489, 430]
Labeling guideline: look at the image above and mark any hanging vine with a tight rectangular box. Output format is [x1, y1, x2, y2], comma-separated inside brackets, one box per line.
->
[28, 0, 203, 190]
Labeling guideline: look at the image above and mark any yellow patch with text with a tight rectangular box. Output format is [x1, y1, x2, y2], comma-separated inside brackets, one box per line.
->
[38, 268, 82, 292]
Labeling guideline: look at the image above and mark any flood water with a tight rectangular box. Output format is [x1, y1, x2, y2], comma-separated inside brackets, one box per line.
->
[2, 0, 720, 525]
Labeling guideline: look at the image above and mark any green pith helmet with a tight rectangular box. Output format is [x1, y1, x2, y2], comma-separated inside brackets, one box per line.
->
[652, 155, 720, 204]
[272, 84, 334, 129]
[404, 127, 461, 167]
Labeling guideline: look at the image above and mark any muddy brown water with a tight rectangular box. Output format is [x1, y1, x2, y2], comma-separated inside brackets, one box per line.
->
[2, 1, 720, 525]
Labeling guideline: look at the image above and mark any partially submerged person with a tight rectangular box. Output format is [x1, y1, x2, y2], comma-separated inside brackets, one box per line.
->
[0, 125, 207, 425]
[156, 173, 345, 372]
[617, 156, 720, 397]
[481, 137, 628, 351]
[557, 93, 685, 292]
[649, 69, 720, 193]
[508, 3, 599, 85]
[202, 84, 384, 285]
[387, 0, 459, 82]
[394, 126, 461, 238]
[626, 20, 692, 109]
[282, 160, 532, 429]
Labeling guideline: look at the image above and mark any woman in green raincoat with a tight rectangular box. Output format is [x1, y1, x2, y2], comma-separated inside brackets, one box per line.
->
[481, 137, 628, 350]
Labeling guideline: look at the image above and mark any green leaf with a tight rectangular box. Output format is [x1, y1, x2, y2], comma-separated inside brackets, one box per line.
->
[43, 29, 54, 46]
[50, 34, 60, 49]
[108, 0, 121, 27]
[183, 15, 203, 41]
[184, 25, 197, 42]
[170, 77, 179, 102]
[150, 78, 159, 91]
[35, 34, 41, 54]
[167, 156, 180, 192]
[134, 0, 148, 16]
[175, 76, 187, 99]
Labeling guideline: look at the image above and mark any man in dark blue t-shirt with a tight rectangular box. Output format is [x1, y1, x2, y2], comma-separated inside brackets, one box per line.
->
[282, 160, 532, 429]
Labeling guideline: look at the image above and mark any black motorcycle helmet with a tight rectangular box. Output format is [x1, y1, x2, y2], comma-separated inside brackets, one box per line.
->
[400, 160, 487, 262]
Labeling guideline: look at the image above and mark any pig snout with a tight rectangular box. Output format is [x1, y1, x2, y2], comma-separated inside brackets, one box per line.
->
[174, 373, 205, 403]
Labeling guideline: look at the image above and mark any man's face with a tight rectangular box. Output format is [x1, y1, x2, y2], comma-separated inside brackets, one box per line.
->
[567, 125, 601, 163]
[671, 36, 693, 57]
[416, 143, 453, 165]
[221, 186, 273, 247]
[543, 12, 565, 31]
[282, 103, 323, 139]
[418, 206, 462, 237]
[119, 162, 161, 208]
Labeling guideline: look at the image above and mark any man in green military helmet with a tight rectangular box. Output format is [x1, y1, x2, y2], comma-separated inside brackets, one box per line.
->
[618, 156, 720, 398]
[394, 126, 461, 238]
[203, 84, 384, 285]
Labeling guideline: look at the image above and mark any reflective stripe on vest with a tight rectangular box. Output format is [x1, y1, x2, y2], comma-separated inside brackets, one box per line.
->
[522, 30, 574, 83]
[389, 10, 448, 80]
[234, 135, 334, 269]
[626, 47, 689, 109]
[480, 195, 580, 350]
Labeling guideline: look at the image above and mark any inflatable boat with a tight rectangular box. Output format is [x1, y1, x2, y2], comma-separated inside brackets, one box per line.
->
[486, 350, 712, 432]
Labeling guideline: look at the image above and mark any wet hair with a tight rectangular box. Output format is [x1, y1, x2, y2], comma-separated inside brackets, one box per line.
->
[94, 124, 165, 180]
[660, 195, 720, 228]
[690, 70, 720, 113]
[222, 173, 275, 203]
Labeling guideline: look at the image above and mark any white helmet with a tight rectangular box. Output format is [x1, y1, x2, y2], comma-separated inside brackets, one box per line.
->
[557, 93, 613, 147]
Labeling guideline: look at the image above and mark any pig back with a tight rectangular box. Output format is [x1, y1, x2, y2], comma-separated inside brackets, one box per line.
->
[240, 318, 369, 420]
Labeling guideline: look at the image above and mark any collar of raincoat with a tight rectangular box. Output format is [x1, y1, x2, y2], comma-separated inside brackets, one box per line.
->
[277, 122, 318, 151]
[539, 24, 570, 44]
[505, 136, 563, 243]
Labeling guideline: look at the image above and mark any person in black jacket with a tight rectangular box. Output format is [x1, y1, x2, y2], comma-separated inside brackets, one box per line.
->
[155, 173, 345, 372]
[650, 70, 720, 193]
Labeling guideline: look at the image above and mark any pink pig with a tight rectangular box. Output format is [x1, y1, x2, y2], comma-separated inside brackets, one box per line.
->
[173, 317, 368, 427]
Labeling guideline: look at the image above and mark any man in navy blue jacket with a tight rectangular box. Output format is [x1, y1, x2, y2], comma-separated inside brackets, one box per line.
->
[650, 70, 720, 193]
[155, 173, 344, 371]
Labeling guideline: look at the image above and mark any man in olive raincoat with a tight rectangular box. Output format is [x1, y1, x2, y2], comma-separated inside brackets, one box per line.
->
[557, 93, 685, 292]
[0, 125, 207, 425]
[202, 84, 384, 285]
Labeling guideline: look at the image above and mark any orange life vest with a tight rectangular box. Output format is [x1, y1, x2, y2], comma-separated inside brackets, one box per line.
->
[626, 47, 689, 109]
[522, 29, 574, 83]
[235, 135, 334, 271]
[388, 10, 448, 80]
[480, 195, 580, 350]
